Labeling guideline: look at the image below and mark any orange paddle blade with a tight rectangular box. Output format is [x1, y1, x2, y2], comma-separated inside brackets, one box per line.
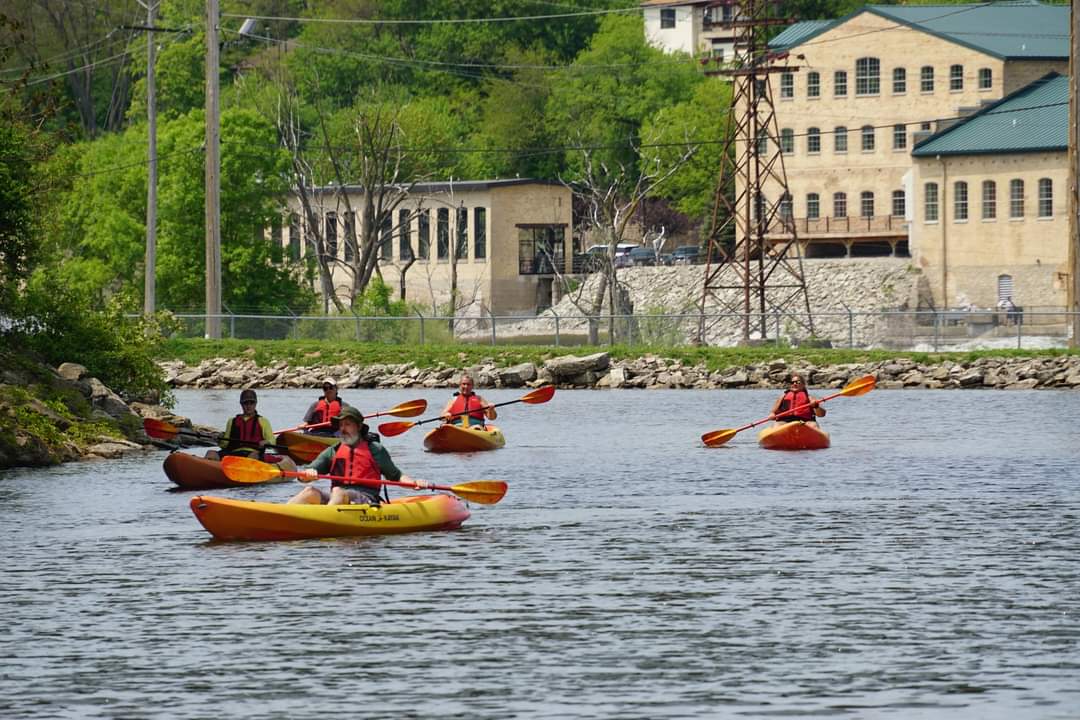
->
[220, 456, 284, 484]
[701, 428, 737, 447]
[143, 417, 181, 440]
[449, 480, 507, 505]
[368, 399, 427, 419]
[378, 420, 415, 437]
[522, 385, 555, 404]
[836, 374, 876, 397]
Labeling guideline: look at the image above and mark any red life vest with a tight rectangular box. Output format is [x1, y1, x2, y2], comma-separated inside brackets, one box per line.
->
[329, 440, 381, 489]
[448, 393, 485, 424]
[776, 389, 815, 421]
[227, 414, 266, 447]
[312, 397, 343, 425]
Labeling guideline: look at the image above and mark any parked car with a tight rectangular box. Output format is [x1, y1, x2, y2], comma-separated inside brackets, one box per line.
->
[628, 246, 657, 266]
[671, 245, 700, 264]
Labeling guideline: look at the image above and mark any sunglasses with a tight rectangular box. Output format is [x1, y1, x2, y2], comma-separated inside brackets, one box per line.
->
[241, 400, 257, 405]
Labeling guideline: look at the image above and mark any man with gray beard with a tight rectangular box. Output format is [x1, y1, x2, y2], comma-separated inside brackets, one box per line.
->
[288, 405, 426, 505]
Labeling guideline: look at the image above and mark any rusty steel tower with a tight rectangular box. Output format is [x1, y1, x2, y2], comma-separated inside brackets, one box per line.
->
[697, 0, 814, 345]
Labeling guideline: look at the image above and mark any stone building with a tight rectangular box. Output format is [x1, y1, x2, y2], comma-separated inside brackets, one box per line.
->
[760, 1, 1068, 258]
[910, 72, 1068, 313]
[273, 179, 573, 316]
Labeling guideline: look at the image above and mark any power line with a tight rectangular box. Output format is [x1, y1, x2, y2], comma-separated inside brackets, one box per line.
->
[221, 7, 636, 26]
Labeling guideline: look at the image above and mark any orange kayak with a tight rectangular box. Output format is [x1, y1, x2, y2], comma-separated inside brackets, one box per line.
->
[163, 452, 294, 490]
[423, 423, 506, 453]
[757, 421, 831, 450]
[274, 431, 338, 463]
[189, 493, 470, 541]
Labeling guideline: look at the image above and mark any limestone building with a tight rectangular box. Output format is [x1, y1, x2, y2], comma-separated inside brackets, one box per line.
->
[273, 179, 573, 316]
[761, 1, 1068, 259]
[910, 72, 1068, 312]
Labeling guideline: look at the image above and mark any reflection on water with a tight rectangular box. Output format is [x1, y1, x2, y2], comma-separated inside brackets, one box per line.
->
[1, 388, 1078, 719]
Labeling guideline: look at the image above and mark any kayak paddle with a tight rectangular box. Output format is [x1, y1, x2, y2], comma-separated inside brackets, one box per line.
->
[378, 385, 555, 437]
[701, 374, 877, 448]
[142, 418, 329, 460]
[276, 398, 429, 434]
[220, 456, 507, 505]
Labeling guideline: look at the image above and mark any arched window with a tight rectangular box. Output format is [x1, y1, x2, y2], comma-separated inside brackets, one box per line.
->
[978, 68, 992, 90]
[834, 70, 847, 97]
[950, 64, 963, 91]
[892, 67, 906, 93]
[807, 127, 821, 154]
[860, 191, 874, 218]
[920, 65, 934, 93]
[891, 189, 905, 217]
[1038, 178, 1053, 217]
[807, 193, 820, 219]
[780, 73, 794, 98]
[833, 192, 847, 218]
[834, 126, 848, 153]
[924, 182, 939, 222]
[780, 128, 794, 154]
[855, 57, 880, 95]
[982, 181, 996, 219]
[861, 125, 875, 152]
[807, 71, 820, 98]
[954, 181, 968, 221]
[1009, 179, 1025, 218]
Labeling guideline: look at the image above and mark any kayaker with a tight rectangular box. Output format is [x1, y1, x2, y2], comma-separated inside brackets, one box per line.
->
[300, 377, 344, 436]
[771, 373, 826, 424]
[206, 389, 277, 460]
[440, 373, 497, 428]
[288, 405, 426, 506]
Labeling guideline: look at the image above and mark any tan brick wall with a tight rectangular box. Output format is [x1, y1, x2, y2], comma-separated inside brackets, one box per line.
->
[911, 151, 1068, 309]
[746, 11, 1061, 243]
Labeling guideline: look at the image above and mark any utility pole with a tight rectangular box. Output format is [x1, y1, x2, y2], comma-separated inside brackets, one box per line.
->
[142, 1, 158, 318]
[205, 0, 222, 338]
[1070, 0, 1079, 346]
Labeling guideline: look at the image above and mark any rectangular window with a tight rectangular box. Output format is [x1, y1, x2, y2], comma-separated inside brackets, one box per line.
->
[474, 207, 487, 259]
[756, 135, 768, 155]
[892, 124, 906, 150]
[437, 207, 449, 259]
[982, 181, 996, 219]
[834, 70, 847, 97]
[855, 57, 880, 96]
[978, 67, 992, 90]
[270, 217, 283, 265]
[398, 209, 412, 261]
[920, 65, 934, 93]
[833, 192, 847, 218]
[288, 213, 301, 261]
[780, 128, 794, 154]
[834, 126, 847, 153]
[807, 127, 820, 154]
[660, 8, 675, 28]
[344, 211, 357, 262]
[924, 182, 939, 222]
[417, 209, 430, 259]
[518, 225, 566, 275]
[892, 67, 906, 93]
[1038, 178, 1053, 217]
[1009, 179, 1024, 218]
[325, 212, 337, 259]
[950, 64, 963, 91]
[379, 213, 392, 260]
[891, 189, 905, 217]
[954, 181, 968, 221]
[807, 72, 820, 98]
[456, 206, 468, 260]
[780, 73, 794, 99]
[807, 193, 820, 220]
[861, 125, 874, 152]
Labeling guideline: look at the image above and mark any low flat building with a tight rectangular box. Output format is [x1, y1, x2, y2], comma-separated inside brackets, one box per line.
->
[273, 179, 573, 316]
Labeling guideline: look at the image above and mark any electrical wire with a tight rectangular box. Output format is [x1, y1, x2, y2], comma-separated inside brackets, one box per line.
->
[221, 6, 636, 26]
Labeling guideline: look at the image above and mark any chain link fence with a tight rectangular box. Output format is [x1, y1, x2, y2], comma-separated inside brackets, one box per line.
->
[153, 307, 1077, 351]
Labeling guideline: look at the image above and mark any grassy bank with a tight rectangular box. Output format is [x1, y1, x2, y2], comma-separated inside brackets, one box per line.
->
[159, 338, 1079, 373]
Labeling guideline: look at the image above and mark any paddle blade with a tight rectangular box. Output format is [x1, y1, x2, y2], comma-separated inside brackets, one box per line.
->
[701, 429, 737, 447]
[378, 421, 415, 437]
[381, 399, 427, 418]
[522, 385, 555, 404]
[449, 480, 508, 505]
[838, 374, 877, 397]
[143, 417, 181, 440]
[220, 456, 283, 484]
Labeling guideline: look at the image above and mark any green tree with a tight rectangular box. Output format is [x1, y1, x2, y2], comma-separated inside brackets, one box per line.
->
[0, 95, 48, 312]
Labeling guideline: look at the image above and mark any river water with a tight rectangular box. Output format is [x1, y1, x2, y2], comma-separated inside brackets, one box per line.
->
[1, 387, 1078, 719]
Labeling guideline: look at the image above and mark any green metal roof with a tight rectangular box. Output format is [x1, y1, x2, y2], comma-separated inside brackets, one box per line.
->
[772, 2, 1067, 59]
[912, 72, 1067, 156]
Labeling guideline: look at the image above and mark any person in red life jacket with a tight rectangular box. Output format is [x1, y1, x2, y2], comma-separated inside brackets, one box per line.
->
[300, 377, 344, 437]
[288, 405, 426, 506]
[440, 373, 496, 428]
[205, 389, 289, 467]
[770, 373, 826, 424]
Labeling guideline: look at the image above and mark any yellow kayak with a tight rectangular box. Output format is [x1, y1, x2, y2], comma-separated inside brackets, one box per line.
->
[423, 423, 506, 453]
[757, 421, 831, 450]
[189, 493, 470, 541]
